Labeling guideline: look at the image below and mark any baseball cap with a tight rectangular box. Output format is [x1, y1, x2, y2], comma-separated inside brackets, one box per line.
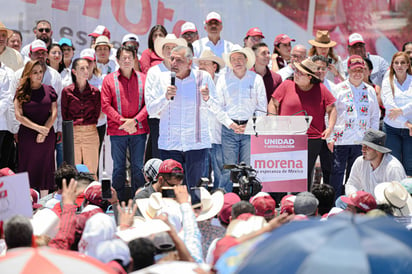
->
[205, 11, 222, 23]
[157, 159, 183, 176]
[218, 192, 241, 225]
[181, 22, 197, 35]
[347, 55, 366, 70]
[274, 34, 295, 46]
[58, 37, 73, 47]
[400, 178, 412, 194]
[245, 27, 264, 39]
[80, 48, 96, 61]
[249, 192, 276, 218]
[294, 192, 319, 216]
[89, 25, 111, 39]
[143, 158, 163, 182]
[84, 183, 104, 207]
[95, 239, 131, 265]
[122, 33, 140, 45]
[153, 231, 175, 253]
[348, 33, 365, 46]
[340, 191, 377, 213]
[30, 39, 47, 52]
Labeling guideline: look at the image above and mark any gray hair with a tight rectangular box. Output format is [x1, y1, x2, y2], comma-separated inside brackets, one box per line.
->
[171, 45, 193, 61]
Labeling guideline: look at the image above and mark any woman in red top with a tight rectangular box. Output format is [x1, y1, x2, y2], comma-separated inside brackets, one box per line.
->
[139, 25, 167, 74]
[62, 58, 101, 175]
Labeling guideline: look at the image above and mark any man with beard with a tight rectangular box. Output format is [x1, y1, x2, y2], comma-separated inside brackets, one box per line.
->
[20, 20, 53, 62]
[342, 33, 389, 87]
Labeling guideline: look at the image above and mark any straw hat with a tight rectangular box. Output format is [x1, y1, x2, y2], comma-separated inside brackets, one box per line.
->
[223, 44, 255, 70]
[308, 30, 337, 48]
[193, 49, 225, 69]
[294, 58, 320, 79]
[92, 36, 113, 49]
[0, 22, 13, 38]
[154, 34, 187, 59]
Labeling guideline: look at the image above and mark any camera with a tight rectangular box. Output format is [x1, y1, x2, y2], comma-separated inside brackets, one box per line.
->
[225, 162, 262, 200]
[328, 57, 333, 65]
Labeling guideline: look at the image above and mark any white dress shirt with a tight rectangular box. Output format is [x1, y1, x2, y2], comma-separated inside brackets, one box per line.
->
[145, 62, 169, 119]
[332, 80, 380, 145]
[147, 69, 216, 152]
[215, 70, 267, 128]
[192, 37, 233, 59]
[381, 73, 412, 128]
[0, 63, 15, 131]
[345, 153, 406, 196]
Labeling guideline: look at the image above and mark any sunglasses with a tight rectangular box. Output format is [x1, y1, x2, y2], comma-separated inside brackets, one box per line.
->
[38, 28, 51, 33]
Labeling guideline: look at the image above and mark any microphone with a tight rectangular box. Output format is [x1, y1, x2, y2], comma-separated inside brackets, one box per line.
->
[291, 110, 310, 125]
[254, 109, 277, 116]
[170, 72, 176, 100]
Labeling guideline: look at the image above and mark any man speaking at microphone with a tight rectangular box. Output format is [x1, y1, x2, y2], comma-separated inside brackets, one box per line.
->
[216, 45, 267, 192]
[146, 45, 217, 189]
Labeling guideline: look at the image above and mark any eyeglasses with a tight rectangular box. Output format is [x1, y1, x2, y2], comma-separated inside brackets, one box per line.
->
[182, 32, 197, 39]
[38, 28, 51, 33]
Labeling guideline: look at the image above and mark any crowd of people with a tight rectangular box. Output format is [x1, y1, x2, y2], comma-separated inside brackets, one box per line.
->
[0, 10, 412, 273]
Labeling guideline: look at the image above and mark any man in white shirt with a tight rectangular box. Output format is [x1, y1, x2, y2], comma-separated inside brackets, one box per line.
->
[20, 20, 53, 63]
[342, 33, 389, 87]
[345, 129, 406, 196]
[93, 36, 118, 76]
[146, 45, 216, 190]
[216, 45, 267, 192]
[276, 44, 307, 81]
[0, 61, 15, 166]
[145, 34, 187, 159]
[330, 55, 380, 198]
[192, 11, 233, 59]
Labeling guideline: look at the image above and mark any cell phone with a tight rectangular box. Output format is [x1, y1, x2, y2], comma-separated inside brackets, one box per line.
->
[197, 177, 210, 187]
[328, 57, 333, 65]
[101, 178, 112, 200]
[190, 187, 202, 209]
[161, 187, 176, 198]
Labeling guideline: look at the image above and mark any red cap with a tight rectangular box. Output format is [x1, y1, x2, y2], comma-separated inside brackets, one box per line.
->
[280, 194, 295, 214]
[157, 159, 184, 175]
[245, 27, 264, 39]
[88, 25, 111, 40]
[250, 193, 276, 218]
[213, 236, 239, 265]
[218, 193, 241, 225]
[84, 185, 103, 206]
[341, 191, 377, 212]
[347, 55, 365, 70]
[348, 33, 365, 46]
[274, 34, 295, 46]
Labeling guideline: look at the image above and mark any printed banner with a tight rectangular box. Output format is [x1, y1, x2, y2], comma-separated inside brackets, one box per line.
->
[0, 172, 32, 222]
[251, 135, 307, 192]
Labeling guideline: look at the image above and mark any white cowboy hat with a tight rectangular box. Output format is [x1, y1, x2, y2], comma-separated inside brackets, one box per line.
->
[154, 34, 187, 59]
[196, 187, 224, 222]
[374, 181, 412, 217]
[193, 49, 225, 70]
[136, 192, 180, 220]
[223, 44, 255, 70]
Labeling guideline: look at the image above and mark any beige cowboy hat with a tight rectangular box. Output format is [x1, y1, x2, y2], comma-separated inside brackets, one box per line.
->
[0, 22, 13, 38]
[92, 35, 113, 49]
[294, 58, 320, 80]
[195, 187, 224, 222]
[308, 30, 337, 48]
[154, 34, 187, 59]
[223, 44, 255, 70]
[193, 49, 225, 69]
